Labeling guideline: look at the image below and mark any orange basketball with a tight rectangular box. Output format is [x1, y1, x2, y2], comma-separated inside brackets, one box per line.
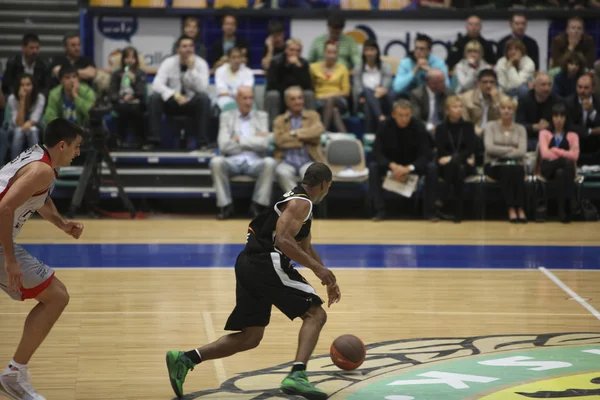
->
[330, 334, 366, 370]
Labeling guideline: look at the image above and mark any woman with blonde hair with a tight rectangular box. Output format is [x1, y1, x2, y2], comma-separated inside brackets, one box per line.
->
[434, 95, 477, 222]
[454, 40, 490, 93]
[483, 95, 528, 222]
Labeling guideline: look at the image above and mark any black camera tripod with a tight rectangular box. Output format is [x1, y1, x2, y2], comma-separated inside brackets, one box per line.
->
[68, 114, 136, 219]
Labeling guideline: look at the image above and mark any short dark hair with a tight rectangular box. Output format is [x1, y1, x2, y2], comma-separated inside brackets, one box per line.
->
[327, 13, 345, 29]
[63, 31, 80, 46]
[43, 118, 84, 147]
[478, 69, 497, 82]
[22, 33, 40, 47]
[222, 14, 236, 25]
[227, 46, 242, 57]
[552, 102, 568, 117]
[176, 34, 194, 49]
[302, 163, 332, 187]
[58, 63, 77, 80]
[268, 20, 284, 35]
[510, 12, 526, 23]
[415, 33, 432, 49]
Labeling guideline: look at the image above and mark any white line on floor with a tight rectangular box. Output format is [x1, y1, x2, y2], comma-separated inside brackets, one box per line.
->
[539, 266, 600, 321]
[202, 311, 227, 385]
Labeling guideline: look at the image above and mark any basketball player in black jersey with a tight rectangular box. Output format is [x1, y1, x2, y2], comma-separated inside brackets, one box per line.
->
[166, 163, 339, 400]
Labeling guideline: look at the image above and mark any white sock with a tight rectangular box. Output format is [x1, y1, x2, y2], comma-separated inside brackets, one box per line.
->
[195, 349, 202, 361]
[9, 360, 27, 370]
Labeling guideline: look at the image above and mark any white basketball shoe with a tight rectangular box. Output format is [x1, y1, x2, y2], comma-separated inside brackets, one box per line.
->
[0, 367, 46, 400]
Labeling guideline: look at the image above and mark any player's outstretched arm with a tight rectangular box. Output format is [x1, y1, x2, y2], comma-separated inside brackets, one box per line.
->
[0, 163, 54, 291]
[38, 197, 84, 239]
[275, 199, 336, 286]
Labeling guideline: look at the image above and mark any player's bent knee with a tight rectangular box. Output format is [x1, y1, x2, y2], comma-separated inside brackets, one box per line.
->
[37, 278, 70, 309]
[241, 327, 264, 350]
[303, 305, 327, 327]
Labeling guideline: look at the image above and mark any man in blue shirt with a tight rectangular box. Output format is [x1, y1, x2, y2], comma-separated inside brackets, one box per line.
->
[392, 33, 450, 98]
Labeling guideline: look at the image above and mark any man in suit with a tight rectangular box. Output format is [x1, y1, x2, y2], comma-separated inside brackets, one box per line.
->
[2, 34, 50, 98]
[516, 72, 562, 151]
[273, 86, 326, 193]
[568, 74, 600, 166]
[446, 15, 496, 71]
[496, 13, 540, 70]
[209, 86, 276, 220]
[410, 69, 454, 138]
[368, 99, 438, 222]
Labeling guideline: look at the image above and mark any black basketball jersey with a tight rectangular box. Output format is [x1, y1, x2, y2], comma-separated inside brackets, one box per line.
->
[244, 185, 313, 257]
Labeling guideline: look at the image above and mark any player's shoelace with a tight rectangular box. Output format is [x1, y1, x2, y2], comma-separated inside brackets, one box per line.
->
[175, 356, 194, 380]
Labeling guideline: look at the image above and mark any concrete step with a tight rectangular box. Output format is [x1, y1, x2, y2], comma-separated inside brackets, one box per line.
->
[0, 11, 79, 24]
[0, 34, 64, 45]
[0, 0, 78, 11]
[1, 22, 79, 36]
[0, 45, 64, 54]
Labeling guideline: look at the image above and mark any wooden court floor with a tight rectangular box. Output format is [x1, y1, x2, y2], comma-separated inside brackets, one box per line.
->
[1, 220, 599, 400]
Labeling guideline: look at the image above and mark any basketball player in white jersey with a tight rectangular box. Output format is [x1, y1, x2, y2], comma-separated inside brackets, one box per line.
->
[0, 118, 84, 400]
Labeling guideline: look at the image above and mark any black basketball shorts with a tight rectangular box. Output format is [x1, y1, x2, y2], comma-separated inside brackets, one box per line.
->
[224, 251, 324, 331]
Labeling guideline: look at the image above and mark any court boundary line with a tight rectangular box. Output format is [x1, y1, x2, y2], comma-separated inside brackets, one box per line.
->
[538, 266, 600, 321]
[202, 312, 227, 385]
[50, 266, 600, 271]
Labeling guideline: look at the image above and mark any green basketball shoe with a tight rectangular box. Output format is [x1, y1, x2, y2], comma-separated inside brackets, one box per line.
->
[280, 370, 328, 400]
[165, 350, 195, 399]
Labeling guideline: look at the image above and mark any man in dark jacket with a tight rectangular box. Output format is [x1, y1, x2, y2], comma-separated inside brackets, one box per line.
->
[368, 99, 438, 221]
[567, 74, 600, 166]
[516, 72, 563, 151]
[496, 13, 540, 70]
[446, 15, 496, 71]
[265, 38, 314, 127]
[2, 34, 50, 97]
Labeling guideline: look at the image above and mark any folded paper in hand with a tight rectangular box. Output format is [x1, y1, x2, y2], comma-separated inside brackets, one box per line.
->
[382, 172, 418, 198]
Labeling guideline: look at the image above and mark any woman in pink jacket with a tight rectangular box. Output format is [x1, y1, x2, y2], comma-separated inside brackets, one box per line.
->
[538, 103, 580, 223]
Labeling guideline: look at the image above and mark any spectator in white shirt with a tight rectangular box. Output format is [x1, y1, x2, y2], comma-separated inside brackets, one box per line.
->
[149, 35, 211, 149]
[215, 46, 255, 111]
[209, 86, 276, 220]
[495, 38, 535, 98]
[454, 40, 490, 94]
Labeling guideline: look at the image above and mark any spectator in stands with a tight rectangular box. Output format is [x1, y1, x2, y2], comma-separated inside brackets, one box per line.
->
[553, 52, 586, 98]
[454, 40, 490, 94]
[209, 86, 275, 220]
[109, 47, 147, 150]
[435, 95, 477, 223]
[539, 103, 580, 223]
[308, 13, 360, 70]
[310, 41, 350, 133]
[495, 39, 535, 98]
[215, 47, 255, 111]
[446, 15, 496, 71]
[516, 72, 562, 151]
[392, 33, 449, 98]
[44, 64, 95, 127]
[1, 74, 45, 165]
[149, 35, 211, 150]
[567, 74, 600, 166]
[419, 0, 452, 8]
[368, 99, 437, 221]
[354, 40, 394, 133]
[460, 69, 501, 137]
[261, 20, 286, 71]
[265, 38, 314, 126]
[51, 32, 97, 89]
[496, 13, 540, 70]
[483, 96, 527, 223]
[550, 17, 595, 70]
[172, 17, 207, 60]
[410, 69, 453, 138]
[2, 34, 50, 99]
[211, 15, 251, 72]
[273, 86, 325, 192]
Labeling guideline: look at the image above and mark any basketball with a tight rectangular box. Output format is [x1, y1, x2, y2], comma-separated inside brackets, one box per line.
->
[330, 334, 366, 370]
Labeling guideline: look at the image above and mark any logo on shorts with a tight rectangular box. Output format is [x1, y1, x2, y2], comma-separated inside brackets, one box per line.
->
[186, 332, 600, 399]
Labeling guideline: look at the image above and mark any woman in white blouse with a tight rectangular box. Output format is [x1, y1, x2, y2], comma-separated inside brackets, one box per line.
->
[454, 40, 490, 94]
[1, 73, 45, 165]
[214, 46, 254, 110]
[495, 38, 535, 98]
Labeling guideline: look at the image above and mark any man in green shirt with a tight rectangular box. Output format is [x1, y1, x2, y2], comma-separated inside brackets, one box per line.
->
[44, 63, 96, 128]
[308, 14, 360, 70]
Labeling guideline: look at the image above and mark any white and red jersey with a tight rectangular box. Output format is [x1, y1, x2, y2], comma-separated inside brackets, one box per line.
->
[0, 145, 57, 239]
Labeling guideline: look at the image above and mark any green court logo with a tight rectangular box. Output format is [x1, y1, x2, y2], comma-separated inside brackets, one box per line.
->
[189, 333, 600, 399]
